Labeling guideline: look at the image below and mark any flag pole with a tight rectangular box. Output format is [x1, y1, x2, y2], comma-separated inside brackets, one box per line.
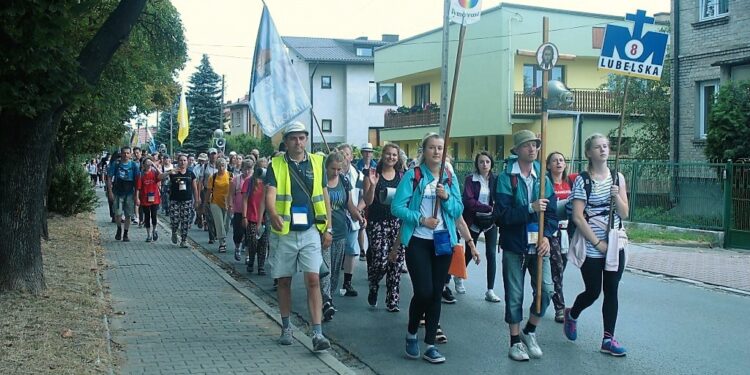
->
[310, 110, 331, 153]
[609, 76, 630, 231]
[535, 17, 550, 314]
[432, 23, 467, 218]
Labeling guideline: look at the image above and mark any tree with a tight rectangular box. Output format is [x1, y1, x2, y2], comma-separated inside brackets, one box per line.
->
[0, 0, 186, 293]
[225, 133, 275, 157]
[183, 55, 222, 155]
[705, 81, 750, 161]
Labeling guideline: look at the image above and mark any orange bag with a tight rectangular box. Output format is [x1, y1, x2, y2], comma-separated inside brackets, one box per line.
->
[448, 244, 467, 279]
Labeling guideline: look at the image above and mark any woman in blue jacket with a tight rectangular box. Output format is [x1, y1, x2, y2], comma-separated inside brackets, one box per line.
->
[391, 133, 463, 365]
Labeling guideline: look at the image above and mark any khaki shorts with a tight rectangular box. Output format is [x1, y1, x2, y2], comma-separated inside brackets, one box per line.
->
[113, 193, 134, 217]
[269, 226, 322, 278]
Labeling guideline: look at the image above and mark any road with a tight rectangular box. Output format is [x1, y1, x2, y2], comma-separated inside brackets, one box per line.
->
[190, 227, 750, 375]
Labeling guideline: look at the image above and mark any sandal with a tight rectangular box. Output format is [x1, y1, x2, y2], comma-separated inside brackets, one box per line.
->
[218, 244, 227, 253]
[436, 327, 448, 344]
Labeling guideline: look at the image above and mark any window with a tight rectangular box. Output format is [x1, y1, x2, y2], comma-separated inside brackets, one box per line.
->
[232, 111, 241, 128]
[321, 119, 332, 132]
[413, 83, 430, 106]
[355, 47, 373, 57]
[592, 27, 605, 49]
[700, 0, 729, 21]
[369, 82, 396, 105]
[698, 80, 719, 139]
[321, 76, 331, 89]
[523, 65, 565, 92]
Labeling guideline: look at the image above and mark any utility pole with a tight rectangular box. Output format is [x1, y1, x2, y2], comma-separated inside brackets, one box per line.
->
[169, 104, 173, 155]
[219, 75, 225, 133]
[439, 0, 450, 135]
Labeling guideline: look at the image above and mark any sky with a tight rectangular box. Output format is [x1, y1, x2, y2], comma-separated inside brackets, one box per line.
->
[171, 0, 671, 103]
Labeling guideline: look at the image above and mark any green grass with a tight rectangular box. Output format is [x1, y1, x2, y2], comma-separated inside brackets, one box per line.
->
[627, 226, 715, 245]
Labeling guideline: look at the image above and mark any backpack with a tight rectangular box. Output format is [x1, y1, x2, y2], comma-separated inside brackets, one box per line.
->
[112, 161, 136, 193]
[411, 165, 452, 191]
[566, 169, 619, 237]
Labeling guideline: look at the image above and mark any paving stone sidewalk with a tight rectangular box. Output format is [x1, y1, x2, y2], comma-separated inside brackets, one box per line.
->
[97, 195, 345, 374]
[628, 243, 750, 293]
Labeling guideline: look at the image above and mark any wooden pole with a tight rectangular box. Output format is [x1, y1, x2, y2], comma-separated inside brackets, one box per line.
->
[310, 111, 332, 153]
[609, 76, 630, 230]
[433, 24, 467, 218]
[535, 16, 550, 314]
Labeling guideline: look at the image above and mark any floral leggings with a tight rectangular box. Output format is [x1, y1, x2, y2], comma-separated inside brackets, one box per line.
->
[549, 236, 566, 312]
[366, 218, 405, 309]
[169, 201, 192, 241]
[320, 239, 346, 304]
[244, 221, 268, 269]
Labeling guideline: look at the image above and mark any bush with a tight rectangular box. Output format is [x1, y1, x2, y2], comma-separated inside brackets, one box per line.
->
[224, 133, 275, 157]
[705, 81, 750, 161]
[48, 158, 98, 216]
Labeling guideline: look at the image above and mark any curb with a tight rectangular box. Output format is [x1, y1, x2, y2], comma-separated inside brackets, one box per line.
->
[625, 267, 750, 297]
[157, 221, 355, 375]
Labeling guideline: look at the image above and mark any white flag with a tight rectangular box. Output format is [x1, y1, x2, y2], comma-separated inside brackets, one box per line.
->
[450, 0, 482, 25]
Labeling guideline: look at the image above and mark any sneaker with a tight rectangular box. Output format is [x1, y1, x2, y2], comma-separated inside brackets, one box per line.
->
[601, 337, 627, 356]
[323, 302, 336, 322]
[508, 342, 530, 361]
[312, 334, 331, 352]
[441, 287, 456, 304]
[247, 264, 254, 273]
[454, 278, 466, 294]
[152, 230, 158, 241]
[521, 331, 543, 359]
[278, 327, 293, 345]
[234, 248, 241, 262]
[422, 346, 445, 364]
[563, 308, 577, 341]
[405, 337, 420, 359]
[245, 255, 250, 265]
[145, 235, 152, 243]
[386, 305, 400, 313]
[485, 289, 501, 303]
[115, 227, 122, 241]
[343, 282, 358, 297]
[359, 253, 366, 261]
[555, 309, 565, 323]
[122, 234, 130, 242]
[258, 268, 266, 276]
[367, 289, 377, 308]
[208, 239, 215, 245]
[179, 240, 188, 248]
[171, 231, 178, 245]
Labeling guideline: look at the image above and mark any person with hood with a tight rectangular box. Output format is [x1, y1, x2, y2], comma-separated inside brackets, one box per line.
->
[494, 130, 557, 362]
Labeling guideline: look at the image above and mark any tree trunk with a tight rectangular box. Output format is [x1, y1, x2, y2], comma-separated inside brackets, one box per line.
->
[0, 109, 62, 293]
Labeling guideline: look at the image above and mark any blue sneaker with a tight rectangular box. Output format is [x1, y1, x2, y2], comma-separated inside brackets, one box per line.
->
[600, 337, 627, 356]
[405, 337, 420, 359]
[422, 346, 445, 364]
[563, 308, 577, 341]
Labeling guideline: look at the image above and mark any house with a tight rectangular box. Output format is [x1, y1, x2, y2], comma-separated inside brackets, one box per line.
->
[281, 35, 403, 150]
[225, 95, 264, 139]
[671, 0, 750, 162]
[374, 3, 666, 161]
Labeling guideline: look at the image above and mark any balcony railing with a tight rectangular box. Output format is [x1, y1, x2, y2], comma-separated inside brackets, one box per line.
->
[384, 111, 440, 128]
[514, 88, 634, 115]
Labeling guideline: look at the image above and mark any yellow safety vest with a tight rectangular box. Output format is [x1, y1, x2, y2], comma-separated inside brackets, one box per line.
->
[271, 153, 328, 235]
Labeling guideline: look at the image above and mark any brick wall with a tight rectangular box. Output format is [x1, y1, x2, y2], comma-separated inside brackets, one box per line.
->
[672, 0, 750, 162]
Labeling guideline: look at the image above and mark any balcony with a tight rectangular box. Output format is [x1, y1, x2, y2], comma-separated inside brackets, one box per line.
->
[514, 88, 631, 115]
[384, 110, 440, 128]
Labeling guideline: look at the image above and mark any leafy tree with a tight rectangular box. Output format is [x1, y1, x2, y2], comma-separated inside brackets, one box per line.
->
[0, 0, 186, 293]
[183, 55, 222, 155]
[225, 133, 275, 157]
[705, 81, 750, 161]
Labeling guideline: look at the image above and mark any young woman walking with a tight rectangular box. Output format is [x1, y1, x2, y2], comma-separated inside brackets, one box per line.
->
[169, 154, 200, 248]
[546, 151, 576, 322]
[208, 158, 232, 253]
[242, 160, 268, 275]
[136, 158, 167, 242]
[391, 133, 463, 364]
[565, 134, 629, 356]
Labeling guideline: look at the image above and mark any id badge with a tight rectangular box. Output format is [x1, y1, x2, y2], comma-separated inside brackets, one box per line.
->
[291, 205, 309, 230]
[527, 222, 539, 245]
[179, 180, 187, 191]
[147, 192, 156, 203]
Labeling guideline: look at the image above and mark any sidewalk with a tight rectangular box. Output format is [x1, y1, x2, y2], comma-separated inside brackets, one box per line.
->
[97, 194, 350, 374]
[627, 243, 750, 293]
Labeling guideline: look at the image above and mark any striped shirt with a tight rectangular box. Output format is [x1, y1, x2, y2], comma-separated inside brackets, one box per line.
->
[572, 171, 621, 258]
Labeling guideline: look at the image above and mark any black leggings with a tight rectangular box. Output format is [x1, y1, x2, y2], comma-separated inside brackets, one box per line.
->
[570, 250, 625, 335]
[142, 205, 158, 228]
[232, 213, 245, 245]
[406, 237, 452, 345]
[464, 227, 498, 290]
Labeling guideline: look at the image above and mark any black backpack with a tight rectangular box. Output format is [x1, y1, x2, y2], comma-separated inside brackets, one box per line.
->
[566, 169, 619, 237]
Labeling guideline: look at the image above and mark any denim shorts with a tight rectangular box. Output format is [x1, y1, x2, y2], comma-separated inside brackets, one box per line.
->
[269, 226, 323, 278]
[113, 193, 134, 217]
[344, 229, 360, 256]
[501, 250, 554, 324]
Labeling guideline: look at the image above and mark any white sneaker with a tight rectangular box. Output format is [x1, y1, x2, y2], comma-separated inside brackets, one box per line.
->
[454, 278, 466, 294]
[508, 342, 530, 361]
[521, 331, 543, 359]
[485, 289, 501, 303]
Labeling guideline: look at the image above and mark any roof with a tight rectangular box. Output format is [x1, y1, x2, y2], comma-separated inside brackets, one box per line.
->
[282, 36, 391, 64]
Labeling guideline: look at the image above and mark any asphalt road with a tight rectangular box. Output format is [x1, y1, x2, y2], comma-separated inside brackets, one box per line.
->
[189, 226, 750, 375]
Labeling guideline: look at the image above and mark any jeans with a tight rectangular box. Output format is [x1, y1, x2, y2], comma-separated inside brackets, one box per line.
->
[502, 249, 554, 324]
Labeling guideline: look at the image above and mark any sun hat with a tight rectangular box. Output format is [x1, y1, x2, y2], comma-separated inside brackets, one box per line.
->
[512, 130, 541, 150]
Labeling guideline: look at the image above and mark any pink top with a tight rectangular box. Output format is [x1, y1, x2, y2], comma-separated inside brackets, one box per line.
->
[242, 177, 264, 223]
[231, 174, 246, 213]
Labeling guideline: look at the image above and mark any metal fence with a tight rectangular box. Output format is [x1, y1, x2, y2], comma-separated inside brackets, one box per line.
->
[451, 159, 731, 231]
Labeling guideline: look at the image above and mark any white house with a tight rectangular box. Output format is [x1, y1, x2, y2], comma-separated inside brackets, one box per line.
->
[283, 35, 402, 150]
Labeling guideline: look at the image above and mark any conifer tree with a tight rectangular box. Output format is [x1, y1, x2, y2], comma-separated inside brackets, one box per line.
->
[183, 54, 222, 155]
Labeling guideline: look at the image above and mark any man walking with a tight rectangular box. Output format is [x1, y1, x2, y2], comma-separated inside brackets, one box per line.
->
[108, 146, 141, 242]
[495, 130, 557, 361]
[265, 122, 333, 352]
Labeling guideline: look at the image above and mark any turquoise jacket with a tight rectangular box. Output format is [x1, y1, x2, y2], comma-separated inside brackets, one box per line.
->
[391, 164, 464, 247]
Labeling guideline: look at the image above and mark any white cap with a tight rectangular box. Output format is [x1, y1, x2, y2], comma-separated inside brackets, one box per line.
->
[362, 142, 374, 152]
[283, 121, 309, 137]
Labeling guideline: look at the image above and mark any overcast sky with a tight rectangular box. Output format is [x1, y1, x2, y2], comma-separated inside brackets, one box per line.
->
[171, 0, 671, 102]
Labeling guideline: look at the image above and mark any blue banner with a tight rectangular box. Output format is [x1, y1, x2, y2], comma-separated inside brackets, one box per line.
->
[249, 6, 311, 136]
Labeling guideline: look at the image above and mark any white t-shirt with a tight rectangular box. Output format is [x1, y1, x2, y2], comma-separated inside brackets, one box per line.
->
[345, 164, 362, 231]
[413, 178, 447, 240]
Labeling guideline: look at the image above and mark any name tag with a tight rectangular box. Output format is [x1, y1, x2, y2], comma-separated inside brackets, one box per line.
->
[147, 192, 156, 202]
[291, 205, 309, 230]
[527, 222, 539, 245]
[179, 180, 187, 191]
